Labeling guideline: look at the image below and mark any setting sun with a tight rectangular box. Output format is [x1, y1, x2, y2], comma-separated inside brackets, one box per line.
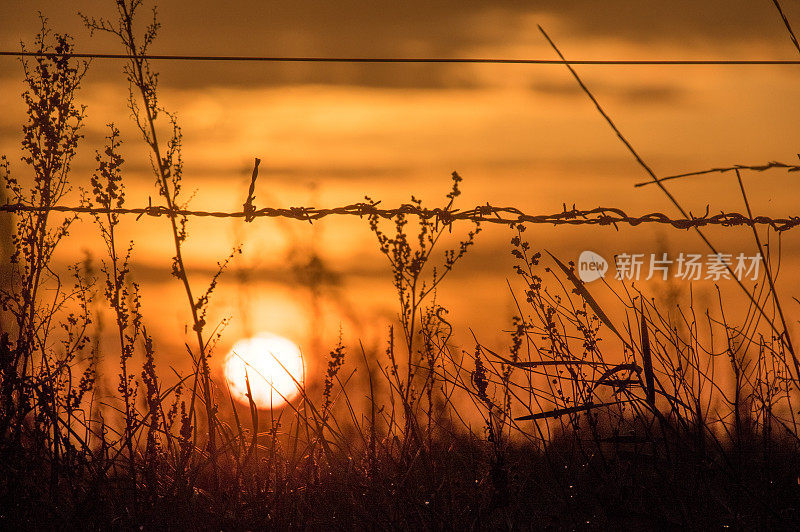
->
[223, 333, 304, 408]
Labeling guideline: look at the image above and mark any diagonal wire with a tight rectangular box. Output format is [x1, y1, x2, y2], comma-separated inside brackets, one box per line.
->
[773, 0, 800, 55]
[634, 161, 800, 188]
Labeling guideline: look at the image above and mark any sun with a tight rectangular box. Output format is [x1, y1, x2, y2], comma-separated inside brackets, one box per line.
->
[223, 333, 304, 408]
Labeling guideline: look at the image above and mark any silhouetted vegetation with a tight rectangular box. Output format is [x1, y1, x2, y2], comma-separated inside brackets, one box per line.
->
[2, 1, 800, 529]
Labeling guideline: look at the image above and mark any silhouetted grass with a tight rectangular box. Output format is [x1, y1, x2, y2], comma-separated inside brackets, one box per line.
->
[2, 2, 800, 530]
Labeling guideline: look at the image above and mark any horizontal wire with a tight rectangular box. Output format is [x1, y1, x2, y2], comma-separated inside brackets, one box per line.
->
[1, 202, 798, 231]
[2, 51, 800, 65]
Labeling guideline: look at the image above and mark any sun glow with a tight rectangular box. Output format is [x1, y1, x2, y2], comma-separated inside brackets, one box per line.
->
[223, 333, 304, 408]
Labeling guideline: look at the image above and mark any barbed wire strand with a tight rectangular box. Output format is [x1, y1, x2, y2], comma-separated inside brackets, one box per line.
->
[1, 202, 798, 231]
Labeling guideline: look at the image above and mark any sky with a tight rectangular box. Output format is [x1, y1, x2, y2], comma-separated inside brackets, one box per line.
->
[1, 1, 799, 383]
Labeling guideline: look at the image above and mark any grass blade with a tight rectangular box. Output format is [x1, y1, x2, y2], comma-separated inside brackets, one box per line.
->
[640, 301, 656, 408]
[547, 250, 631, 349]
[516, 400, 624, 421]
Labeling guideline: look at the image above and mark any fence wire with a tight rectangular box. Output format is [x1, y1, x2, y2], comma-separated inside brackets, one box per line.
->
[1, 202, 797, 232]
[3, 51, 800, 65]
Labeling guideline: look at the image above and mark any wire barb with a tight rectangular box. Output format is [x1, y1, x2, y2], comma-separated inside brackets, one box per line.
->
[243, 158, 261, 222]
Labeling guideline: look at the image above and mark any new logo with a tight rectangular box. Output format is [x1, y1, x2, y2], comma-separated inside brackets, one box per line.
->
[578, 250, 608, 283]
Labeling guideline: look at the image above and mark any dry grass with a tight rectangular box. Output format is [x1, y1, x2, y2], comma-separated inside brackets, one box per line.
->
[1, 2, 800, 529]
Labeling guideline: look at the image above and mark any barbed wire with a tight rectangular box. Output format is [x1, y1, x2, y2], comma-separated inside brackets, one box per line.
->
[1, 202, 798, 231]
[2, 51, 800, 66]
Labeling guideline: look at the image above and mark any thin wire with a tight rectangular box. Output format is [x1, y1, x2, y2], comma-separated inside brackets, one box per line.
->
[634, 161, 800, 188]
[1, 51, 800, 65]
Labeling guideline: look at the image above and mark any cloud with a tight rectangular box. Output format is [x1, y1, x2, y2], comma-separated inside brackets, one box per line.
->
[1, 1, 796, 90]
[530, 80, 686, 105]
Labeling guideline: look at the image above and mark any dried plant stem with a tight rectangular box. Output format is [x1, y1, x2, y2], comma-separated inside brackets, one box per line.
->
[82, 0, 220, 476]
